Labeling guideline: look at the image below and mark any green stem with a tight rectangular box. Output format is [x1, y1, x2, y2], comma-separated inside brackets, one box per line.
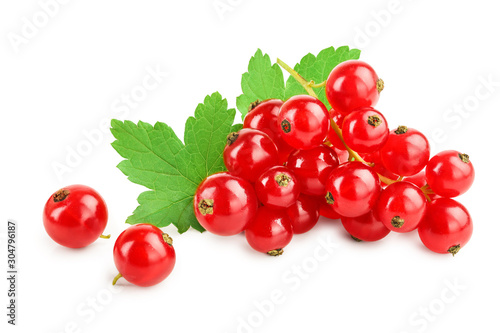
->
[276, 58, 318, 97]
[100, 234, 111, 239]
[112, 273, 122, 286]
[309, 80, 326, 88]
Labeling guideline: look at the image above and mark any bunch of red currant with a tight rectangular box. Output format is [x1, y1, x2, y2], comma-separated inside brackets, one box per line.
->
[194, 60, 475, 256]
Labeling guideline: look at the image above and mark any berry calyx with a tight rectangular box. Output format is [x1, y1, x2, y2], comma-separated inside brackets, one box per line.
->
[391, 216, 404, 229]
[197, 199, 214, 215]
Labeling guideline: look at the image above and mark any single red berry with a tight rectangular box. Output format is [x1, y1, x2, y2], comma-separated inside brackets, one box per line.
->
[325, 162, 381, 217]
[113, 224, 175, 287]
[255, 166, 300, 209]
[418, 198, 473, 255]
[243, 99, 295, 164]
[223, 128, 279, 182]
[245, 206, 293, 256]
[325, 60, 383, 115]
[425, 150, 475, 197]
[374, 181, 427, 233]
[277, 95, 330, 150]
[327, 109, 346, 150]
[286, 194, 320, 234]
[43, 184, 108, 248]
[287, 145, 339, 196]
[341, 210, 390, 242]
[342, 107, 389, 153]
[194, 172, 258, 236]
[379, 126, 430, 176]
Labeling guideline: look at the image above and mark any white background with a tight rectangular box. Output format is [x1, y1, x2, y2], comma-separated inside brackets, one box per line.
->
[1, 1, 499, 332]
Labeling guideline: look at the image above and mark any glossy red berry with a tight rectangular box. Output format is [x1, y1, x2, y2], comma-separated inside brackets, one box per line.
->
[342, 107, 389, 153]
[326, 60, 383, 115]
[113, 224, 175, 287]
[223, 129, 279, 183]
[194, 172, 258, 236]
[325, 162, 381, 217]
[341, 210, 390, 242]
[286, 194, 320, 234]
[243, 99, 295, 164]
[379, 126, 430, 176]
[374, 181, 427, 233]
[425, 150, 475, 197]
[255, 166, 300, 209]
[245, 206, 293, 255]
[286, 145, 339, 196]
[278, 95, 330, 150]
[43, 184, 108, 248]
[418, 198, 473, 255]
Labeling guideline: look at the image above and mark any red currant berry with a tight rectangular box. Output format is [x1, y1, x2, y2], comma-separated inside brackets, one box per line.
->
[327, 109, 346, 150]
[243, 99, 295, 164]
[342, 107, 389, 153]
[325, 162, 381, 217]
[374, 181, 427, 233]
[287, 145, 339, 196]
[286, 194, 320, 234]
[194, 172, 258, 236]
[43, 185, 108, 248]
[379, 126, 430, 176]
[223, 128, 279, 182]
[418, 198, 473, 255]
[278, 95, 330, 150]
[113, 224, 175, 287]
[245, 206, 293, 255]
[425, 150, 474, 197]
[326, 60, 383, 115]
[255, 166, 300, 209]
[341, 210, 390, 242]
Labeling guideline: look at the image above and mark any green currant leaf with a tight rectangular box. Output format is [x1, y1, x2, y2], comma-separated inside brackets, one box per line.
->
[110, 92, 235, 233]
[236, 49, 285, 120]
[284, 46, 361, 109]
